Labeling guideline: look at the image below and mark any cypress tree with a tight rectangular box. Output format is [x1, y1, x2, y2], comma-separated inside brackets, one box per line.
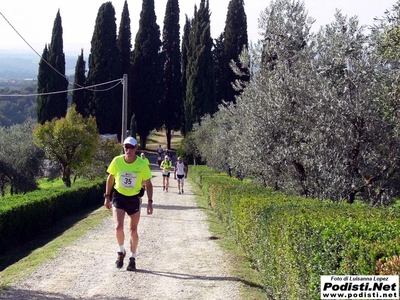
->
[130, 113, 137, 139]
[37, 45, 51, 124]
[161, 0, 183, 149]
[71, 49, 87, 117]
[185, 0, 216, 133]
[221, 0, 249, 104]
[213, 33, 225, 106]
[117, 1, 132, 134]
[181, 15, 192, 135]
[117, 1, 132, 79]
[130, 0, 162, 149]
[86, 2, 122, 137]
[36, 10, 68, 124]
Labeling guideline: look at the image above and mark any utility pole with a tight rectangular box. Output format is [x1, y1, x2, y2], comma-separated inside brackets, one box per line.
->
[121, 74, 128, 141]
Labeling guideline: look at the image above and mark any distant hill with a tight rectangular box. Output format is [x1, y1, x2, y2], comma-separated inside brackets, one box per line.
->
[0, 51, 77, 127]
[0, 51, 78, 80]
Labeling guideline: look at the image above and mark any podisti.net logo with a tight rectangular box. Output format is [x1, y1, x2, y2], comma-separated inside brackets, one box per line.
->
[321, 275, 399, 299]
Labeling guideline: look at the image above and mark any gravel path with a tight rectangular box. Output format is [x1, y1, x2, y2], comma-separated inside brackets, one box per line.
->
[0, 163, 242, 300]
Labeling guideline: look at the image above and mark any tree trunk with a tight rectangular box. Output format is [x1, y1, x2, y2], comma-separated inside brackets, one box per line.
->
[62, 165, 71, 187]
[166, 129, 172, 150]
[139, 133, 147, 150]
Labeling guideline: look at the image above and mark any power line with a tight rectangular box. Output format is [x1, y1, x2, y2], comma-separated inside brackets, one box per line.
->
[0, 11, 123, 96]
[0, 79, 123, 97]
[0, 12, 71, 84]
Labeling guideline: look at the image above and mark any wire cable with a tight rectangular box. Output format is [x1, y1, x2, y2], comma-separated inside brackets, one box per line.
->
[0, 11, 123, 96]
[0, 78, 123, 97]
[0, 12, 71, 84]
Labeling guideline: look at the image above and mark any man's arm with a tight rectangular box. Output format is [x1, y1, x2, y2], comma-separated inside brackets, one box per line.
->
[144, 179, 153, 215]
[104, 174, 114, 209]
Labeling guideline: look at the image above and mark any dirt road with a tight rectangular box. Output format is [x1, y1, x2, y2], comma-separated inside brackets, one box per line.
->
[0, 158, 242, 300]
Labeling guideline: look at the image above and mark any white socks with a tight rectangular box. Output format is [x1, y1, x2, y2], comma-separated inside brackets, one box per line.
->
[118, 245, 136, 258]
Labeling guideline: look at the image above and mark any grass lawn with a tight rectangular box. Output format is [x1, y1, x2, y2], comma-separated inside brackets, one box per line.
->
[141, 129, 183, 152]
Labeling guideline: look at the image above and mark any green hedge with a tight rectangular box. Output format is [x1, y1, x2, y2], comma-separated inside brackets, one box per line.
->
[190, 166, 400, 300]
[0, 179, 105, 254]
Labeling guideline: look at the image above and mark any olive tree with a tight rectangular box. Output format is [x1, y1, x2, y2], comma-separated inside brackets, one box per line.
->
[228, 0, 316, 193]
[191, 0, 400, 205]
[74, 136, 121, 181]
[0, 118, 43, 195]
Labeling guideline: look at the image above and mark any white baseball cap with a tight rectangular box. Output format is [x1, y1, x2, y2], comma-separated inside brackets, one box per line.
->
[123, 137, 137, 146]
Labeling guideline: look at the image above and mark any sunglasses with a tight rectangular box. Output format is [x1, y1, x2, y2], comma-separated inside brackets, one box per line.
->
[124, 144, 135, 149]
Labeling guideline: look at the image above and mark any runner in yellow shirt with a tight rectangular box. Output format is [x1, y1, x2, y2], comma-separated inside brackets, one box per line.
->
[160, 155, 172, 191]
[104, 137, 153, 271]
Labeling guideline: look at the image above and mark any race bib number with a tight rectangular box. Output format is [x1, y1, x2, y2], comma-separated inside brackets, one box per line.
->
[120, 172, 137, 188]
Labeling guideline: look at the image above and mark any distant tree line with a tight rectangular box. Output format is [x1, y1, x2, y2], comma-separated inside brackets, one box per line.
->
[0, 86, 36, 127]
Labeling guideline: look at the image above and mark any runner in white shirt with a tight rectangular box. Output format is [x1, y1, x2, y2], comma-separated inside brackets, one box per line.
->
[157, 145, 163, 156]
[174, 157, 188, 194]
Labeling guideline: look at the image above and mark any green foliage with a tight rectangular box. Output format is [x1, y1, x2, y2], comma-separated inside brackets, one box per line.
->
[181, 16, 191, 136]
[75, 136, 121, 180]
[191, 165, 400, 300]
[190, 114, 231, 173]
[36, 45, 51, 124]
[130, 0, 162, 149]
[0, 89, 36, 127]
[33, 105, 99, 187]
[117, 0, 132, 78]
[378, 2, 400, 61]
[71, 49, 87, 117]
[176, 131, 200, 164]
[184, 0, 217, 133]
[36, 11, 68, 124]
[191, 0, 400, 206]
[129, 113, 137, 139]
[0, 118, 43, 196]
[161, 0, 183, 149]
[259, 206, 400, 299]
[219, 0, 249, 104]
[0, 177, 104, 255]
[86, 2, 122, 137]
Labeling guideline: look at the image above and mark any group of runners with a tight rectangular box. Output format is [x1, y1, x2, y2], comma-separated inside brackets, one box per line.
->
[156, 144, 188, 193]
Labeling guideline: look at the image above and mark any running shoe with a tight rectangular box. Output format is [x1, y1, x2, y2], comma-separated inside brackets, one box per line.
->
[127, 257, 136, 271]
[178, 191, 181, 194]
[181, 189, 184, 193]
[115, 250, 126, 269]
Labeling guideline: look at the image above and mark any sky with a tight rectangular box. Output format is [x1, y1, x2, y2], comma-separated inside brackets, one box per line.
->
[0, 0, 398, 58]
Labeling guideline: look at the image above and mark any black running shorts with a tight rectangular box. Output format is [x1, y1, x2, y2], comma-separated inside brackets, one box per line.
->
[112, 190, 142, 215]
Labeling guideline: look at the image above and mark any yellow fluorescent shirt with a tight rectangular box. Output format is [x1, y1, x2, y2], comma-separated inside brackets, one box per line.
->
[161, 160, 172, 173]
[142, 157, 150, 166]
[107, 155, 152, 196]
